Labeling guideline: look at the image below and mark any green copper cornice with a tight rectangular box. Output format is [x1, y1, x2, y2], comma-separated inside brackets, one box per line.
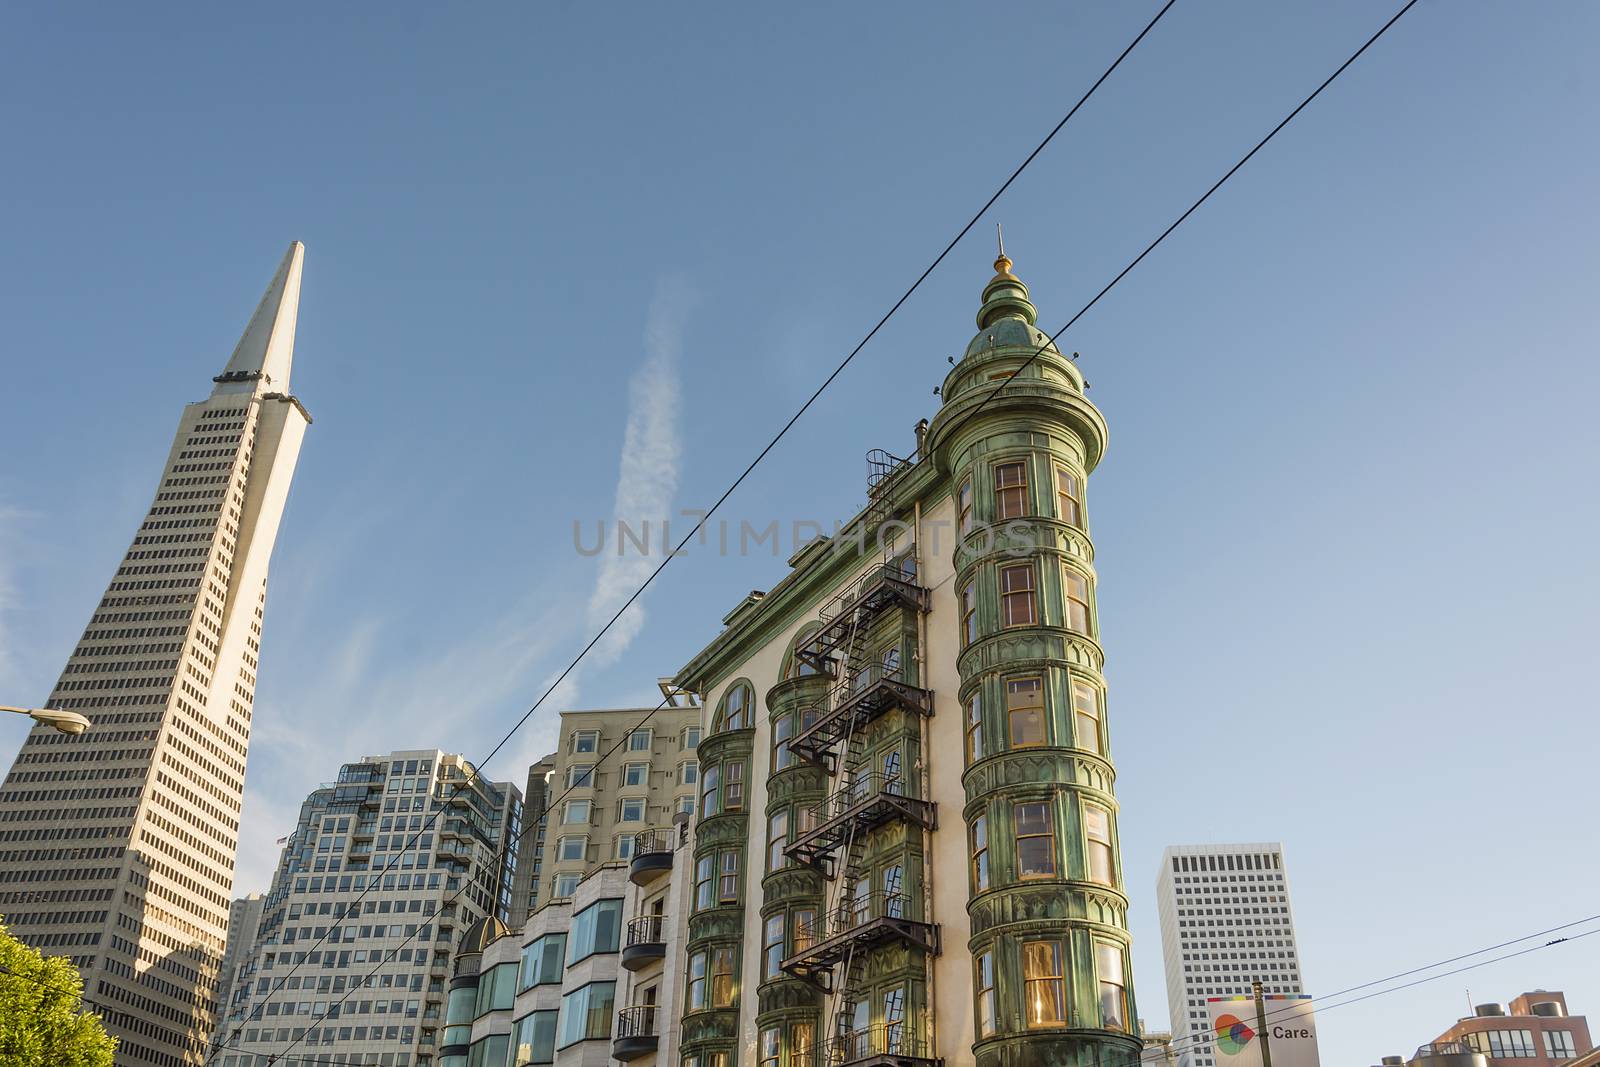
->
[673, 459, 946, 695]
[929, 373, 1107, 474]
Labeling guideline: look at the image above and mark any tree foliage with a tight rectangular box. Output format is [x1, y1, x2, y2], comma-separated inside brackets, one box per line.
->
[0, 915, 116, 1067]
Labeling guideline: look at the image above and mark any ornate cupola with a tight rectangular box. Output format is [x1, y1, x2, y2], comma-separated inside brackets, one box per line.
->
[930, 239, 1101, 471]
[976, 236, 1039, 329]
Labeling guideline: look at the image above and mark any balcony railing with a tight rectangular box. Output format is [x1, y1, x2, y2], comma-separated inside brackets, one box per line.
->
[622, 912, 668, 971]
[819, 1023, 937, 1065]
[626, 913, 666, 948]
[633, 828, 675, 858]
[629, 828, 677, 885]
[786, 773, 936, 876]
[615, 1005, 658, 1040]
[789, 665, 933, 772]
[613, 1004, 661, 1061]
[784, 892, 939, 989]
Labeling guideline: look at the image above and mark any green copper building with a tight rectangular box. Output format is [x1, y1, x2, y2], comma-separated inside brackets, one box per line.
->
[669, 249, 1138, 1067]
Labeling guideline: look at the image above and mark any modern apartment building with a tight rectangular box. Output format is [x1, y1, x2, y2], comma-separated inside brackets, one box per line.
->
[1155, 842, 1309, 1067]
[442, 845, 693, 1067]
[217, 895, 265, 1022]
[210, 749, 522, 1067]
[0, 242, 311, 1066]
[535, 697, 701, 907]
[1431, 992, 1591, 1064]
[669, 250, 1140, 1066]
[1370, 993, 1593, 1067]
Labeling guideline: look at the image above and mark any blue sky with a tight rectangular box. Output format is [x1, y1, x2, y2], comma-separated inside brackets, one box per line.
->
[2, 1, 1597, 1060]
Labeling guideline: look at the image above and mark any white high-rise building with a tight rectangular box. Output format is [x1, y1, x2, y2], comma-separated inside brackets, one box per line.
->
[0, 243, 311, 1066]
[212, 749, 523, 1067]
[1155, 842, 1308, 1067]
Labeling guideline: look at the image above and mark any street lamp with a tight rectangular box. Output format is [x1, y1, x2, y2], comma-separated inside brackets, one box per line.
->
[0, 705, 92, 735]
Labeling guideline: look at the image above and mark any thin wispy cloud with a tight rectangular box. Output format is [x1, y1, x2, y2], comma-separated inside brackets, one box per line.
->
[560, 278, 694, 708]
[234, 279, 695, 892]
[588, 278, 692, 659]
[235, 590, 576, 893]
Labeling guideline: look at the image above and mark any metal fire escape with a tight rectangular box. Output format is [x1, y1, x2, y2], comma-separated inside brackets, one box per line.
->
[782, 450, 941, 1067]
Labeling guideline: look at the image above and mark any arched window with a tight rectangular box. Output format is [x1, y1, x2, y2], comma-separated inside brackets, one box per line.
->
[782, 624, 824, 680]
[714, 682, 754, 732]
[771, 713, 795, 772]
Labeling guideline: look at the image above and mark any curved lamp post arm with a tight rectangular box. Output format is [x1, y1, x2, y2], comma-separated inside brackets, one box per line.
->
[0, 705, 92, 735]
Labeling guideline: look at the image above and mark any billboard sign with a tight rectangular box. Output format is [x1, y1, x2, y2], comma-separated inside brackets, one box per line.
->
[1206, 995, 1321, 1067]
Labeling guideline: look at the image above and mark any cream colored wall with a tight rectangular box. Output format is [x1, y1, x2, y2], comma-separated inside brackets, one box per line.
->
[539, 706, 699, 906]
[920, 491, 973, 1059]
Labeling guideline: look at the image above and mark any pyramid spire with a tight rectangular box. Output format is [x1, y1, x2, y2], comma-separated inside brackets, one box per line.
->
[219, 241, 304, 390]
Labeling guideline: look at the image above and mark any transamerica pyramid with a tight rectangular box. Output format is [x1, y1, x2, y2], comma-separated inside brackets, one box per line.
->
[0, 243, 312, 1065]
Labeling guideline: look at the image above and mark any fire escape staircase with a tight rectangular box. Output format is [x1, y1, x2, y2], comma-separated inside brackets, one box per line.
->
[780, 450, 942, 1067]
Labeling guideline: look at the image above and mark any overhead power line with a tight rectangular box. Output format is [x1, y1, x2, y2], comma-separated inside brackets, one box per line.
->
[205, 5, 1181, 1062]
[224, 0, 1431, 1059]
[957, 0, 1422, 433]
[1140, 923, 1599, 1065]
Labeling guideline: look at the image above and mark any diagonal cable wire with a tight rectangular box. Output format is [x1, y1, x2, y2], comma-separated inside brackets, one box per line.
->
[206, 5, 1181, 1060]
[956, 0, 1422, 435]
[223, 0, 1428, 1058]
[1136, 924, 1599, 1065]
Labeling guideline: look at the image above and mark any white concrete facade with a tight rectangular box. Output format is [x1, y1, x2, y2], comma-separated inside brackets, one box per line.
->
[212, 749, 522, 1067]
[686, 503, 975, 1063]
[1155, 842, 1308, 1067]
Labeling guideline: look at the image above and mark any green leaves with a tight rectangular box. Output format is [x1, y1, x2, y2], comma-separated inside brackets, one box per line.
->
[0, 916, 117, 1067]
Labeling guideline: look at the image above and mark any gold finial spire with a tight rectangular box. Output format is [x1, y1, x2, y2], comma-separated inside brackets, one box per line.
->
[993, 223, 1014, 277]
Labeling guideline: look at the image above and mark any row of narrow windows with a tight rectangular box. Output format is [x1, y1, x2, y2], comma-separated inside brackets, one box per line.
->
[0, 803, 138, 822]
[161, 748, 243, 814]
[11, 746, 156, 765]
[2, 764, 147, 780]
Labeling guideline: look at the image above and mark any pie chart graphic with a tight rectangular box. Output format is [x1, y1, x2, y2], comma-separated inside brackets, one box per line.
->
[1215, 1014, 1255, 1056]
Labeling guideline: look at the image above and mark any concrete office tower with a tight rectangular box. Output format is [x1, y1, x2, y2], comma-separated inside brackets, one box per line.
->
[0, 243, 311, 1066]
[510, 755, 557, 926]
[211, 749, 522, 1067]
[217, 895, 266, 1022]
[1155, 843, 1309, 1067]
[671, 250, 1139, 1066]
[535, 693, 703, 907]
